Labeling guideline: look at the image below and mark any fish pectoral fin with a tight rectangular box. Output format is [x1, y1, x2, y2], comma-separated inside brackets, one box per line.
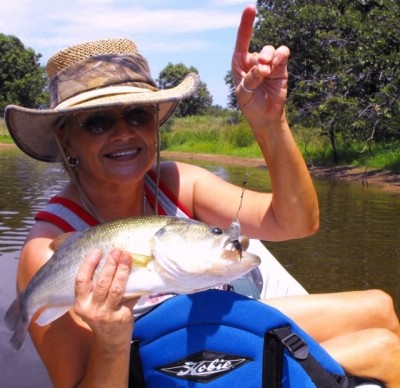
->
[49, 233, 76, 252]
[128, 253, 153, 268]
[35, 305, 71, 326]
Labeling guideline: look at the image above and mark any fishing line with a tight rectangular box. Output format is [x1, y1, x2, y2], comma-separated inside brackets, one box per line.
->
[235, 171, 251, 221]
[228, 172, 252, 256]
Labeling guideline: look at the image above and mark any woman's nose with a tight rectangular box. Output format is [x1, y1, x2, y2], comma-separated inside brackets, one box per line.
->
[110, 117, 138, 138]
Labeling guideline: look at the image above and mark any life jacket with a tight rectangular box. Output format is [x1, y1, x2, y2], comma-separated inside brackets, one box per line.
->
[130, 290, 385, 388]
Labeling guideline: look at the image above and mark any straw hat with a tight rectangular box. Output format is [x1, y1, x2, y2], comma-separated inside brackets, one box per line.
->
[5, 38, 200, 162]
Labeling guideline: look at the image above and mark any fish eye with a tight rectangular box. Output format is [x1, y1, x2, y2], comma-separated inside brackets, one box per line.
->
[211, 227, 223, 235]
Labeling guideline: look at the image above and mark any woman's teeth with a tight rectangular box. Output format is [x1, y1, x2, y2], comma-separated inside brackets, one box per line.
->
[108, 149, 139, 158]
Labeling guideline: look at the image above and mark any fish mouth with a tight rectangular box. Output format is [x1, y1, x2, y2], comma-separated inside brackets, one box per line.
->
[222, 236, 251, 260]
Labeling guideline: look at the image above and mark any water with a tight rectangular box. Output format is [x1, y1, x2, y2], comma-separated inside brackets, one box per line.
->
[1, 147, 399, 386]
[0, 147, 68, 387]
[196, 160, 400, 303]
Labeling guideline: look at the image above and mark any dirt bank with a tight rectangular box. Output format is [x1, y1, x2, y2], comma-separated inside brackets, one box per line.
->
[161, 151, 400, 194]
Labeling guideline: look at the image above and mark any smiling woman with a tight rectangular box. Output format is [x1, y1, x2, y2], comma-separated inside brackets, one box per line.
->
[3, 5, 400, 387]
[56, 105, 160, 198]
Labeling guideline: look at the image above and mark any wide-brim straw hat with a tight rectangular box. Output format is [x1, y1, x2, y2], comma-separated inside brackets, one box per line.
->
[5, 38, 200, 162]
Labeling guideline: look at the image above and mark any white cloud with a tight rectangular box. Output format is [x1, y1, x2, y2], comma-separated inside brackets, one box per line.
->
[1, 0, 256, 106]
[2, 1, 250, 49]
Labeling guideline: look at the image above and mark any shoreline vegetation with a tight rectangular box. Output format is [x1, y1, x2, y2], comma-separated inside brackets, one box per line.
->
[1, 142, 399, 194]
[161, 151, 400, 194]
[1, 110, 399, 194]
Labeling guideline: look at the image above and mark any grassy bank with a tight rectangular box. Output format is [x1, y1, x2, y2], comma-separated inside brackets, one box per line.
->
[2, 114, 400, 173]
[162, 114, 400, 174]
[0, 118, 13, 144]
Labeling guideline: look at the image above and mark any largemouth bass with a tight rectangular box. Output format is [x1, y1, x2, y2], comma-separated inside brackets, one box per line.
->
[4, 216, 260, 351]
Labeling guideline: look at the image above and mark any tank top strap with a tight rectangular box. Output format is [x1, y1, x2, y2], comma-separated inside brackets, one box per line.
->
[35, 196, 99, 232]
[144, 171, 193, 219]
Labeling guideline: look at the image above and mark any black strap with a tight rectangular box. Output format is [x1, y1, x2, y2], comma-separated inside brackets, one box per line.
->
[264, 326, 356, 388]
[129, 340, 145, 388]
[263, 329, 284, 387]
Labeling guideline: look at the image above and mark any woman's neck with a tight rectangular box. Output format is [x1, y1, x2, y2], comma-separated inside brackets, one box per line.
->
[62, 179, 147, 223]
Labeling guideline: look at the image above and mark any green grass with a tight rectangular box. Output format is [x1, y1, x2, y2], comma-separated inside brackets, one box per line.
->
[162, 114, 400, 174]
[292, 125, 400, 173]
[161, 113, 262, 158]
[0, 118, 13, 144]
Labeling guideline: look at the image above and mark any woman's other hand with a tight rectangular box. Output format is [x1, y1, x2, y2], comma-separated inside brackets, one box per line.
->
[232, 5, 290, 124]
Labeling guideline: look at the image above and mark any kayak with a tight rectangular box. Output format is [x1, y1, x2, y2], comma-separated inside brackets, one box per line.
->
[230, 238, 308, 300]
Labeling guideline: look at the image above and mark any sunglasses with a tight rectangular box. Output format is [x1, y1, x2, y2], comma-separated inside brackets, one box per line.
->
[72, 106, 155, 134]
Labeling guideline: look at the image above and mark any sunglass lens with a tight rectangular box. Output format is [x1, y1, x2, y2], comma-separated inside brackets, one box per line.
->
[82, 114, 114, 134]
[124, 108, 154, 126]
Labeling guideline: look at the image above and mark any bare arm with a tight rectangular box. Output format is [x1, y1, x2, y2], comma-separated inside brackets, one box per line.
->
[17, 223, 135, 387]
[231, 5, 319, 240]
[173, 6, 318, 241]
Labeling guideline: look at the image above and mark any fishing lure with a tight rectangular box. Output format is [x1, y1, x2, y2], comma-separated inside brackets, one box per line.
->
[227, 172, 252, 259]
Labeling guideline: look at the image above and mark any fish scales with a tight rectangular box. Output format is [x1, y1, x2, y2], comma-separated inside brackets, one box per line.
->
[4, 216, 260, 351]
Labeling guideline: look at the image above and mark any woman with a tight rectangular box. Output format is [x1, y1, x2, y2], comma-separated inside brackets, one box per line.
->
[6, 5, 400, 387]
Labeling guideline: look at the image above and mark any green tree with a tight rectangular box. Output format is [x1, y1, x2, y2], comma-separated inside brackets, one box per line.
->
[157, 63, 213, 117]
[0, 34, 48, 114]
[248, 0, 400, 163]
[224, 71, 238, 110]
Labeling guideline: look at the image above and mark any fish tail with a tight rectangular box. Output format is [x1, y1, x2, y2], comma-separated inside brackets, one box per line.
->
[3, 294, 29, 351]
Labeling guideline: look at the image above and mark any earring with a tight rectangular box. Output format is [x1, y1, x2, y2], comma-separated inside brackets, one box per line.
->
[67, 154, 79, 168]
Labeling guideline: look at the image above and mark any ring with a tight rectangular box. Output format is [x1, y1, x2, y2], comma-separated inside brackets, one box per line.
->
[240, 79, 256, 93]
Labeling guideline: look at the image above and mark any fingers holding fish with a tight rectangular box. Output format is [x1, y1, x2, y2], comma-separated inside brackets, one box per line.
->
[74, 248, 102, 300]
[92, 248, 125, 305]
[104, 250, 133, 311]
[74, 248, 135, 327]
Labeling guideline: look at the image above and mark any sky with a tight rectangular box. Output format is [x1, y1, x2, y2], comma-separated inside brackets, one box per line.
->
[1, 0, 257, 107]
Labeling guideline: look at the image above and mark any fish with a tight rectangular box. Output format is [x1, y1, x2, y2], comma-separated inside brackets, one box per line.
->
[4, 215, 260, 351]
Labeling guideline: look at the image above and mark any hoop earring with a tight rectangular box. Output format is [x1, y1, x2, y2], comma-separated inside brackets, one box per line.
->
[67, 154, 79, 168]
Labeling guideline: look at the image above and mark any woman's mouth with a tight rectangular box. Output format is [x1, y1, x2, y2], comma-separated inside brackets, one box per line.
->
[105, 148, 141, 160]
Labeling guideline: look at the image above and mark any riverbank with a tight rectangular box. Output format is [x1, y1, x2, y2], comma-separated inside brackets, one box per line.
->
[1, 144, 399, 193]
[161, 151, 400, 194]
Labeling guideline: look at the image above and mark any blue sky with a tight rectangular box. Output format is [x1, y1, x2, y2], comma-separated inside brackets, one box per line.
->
[1, 0, 256, 107]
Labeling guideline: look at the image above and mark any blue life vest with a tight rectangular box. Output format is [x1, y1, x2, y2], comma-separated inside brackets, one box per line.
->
[130, 290, 384, 387]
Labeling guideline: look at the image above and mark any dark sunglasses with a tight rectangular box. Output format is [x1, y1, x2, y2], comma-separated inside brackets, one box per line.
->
[74, 106, 155, 134]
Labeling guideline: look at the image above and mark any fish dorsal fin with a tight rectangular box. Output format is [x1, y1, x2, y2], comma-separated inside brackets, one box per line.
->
[49, 232, 76, 252]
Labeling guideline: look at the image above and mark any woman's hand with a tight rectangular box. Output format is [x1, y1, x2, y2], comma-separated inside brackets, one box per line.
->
[74, 248, 136, 350]
[232, 5, 290, 123]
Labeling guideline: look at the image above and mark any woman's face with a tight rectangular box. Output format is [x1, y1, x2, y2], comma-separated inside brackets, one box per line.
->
[60, 105, 157, 187]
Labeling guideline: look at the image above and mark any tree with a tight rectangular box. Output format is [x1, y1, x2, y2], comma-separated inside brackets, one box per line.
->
[248, 0, 400, 163]
[157, 63, 213, 117]
[0, 34, 48, 115]
[224, 71, 238, 110]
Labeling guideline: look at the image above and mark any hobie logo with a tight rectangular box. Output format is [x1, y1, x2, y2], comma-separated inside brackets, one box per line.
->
[157, 350, 252, 383]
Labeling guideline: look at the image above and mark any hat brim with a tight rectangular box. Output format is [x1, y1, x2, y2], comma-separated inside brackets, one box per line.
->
[5, 73, 200, 162]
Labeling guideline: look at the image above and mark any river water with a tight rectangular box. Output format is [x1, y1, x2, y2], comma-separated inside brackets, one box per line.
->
[1, 147, 399, 386]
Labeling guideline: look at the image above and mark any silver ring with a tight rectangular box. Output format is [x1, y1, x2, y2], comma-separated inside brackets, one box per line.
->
[240, 78, 255, 93]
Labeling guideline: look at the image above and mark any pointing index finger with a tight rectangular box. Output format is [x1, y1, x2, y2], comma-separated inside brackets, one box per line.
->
[234, 5, 257, 54]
